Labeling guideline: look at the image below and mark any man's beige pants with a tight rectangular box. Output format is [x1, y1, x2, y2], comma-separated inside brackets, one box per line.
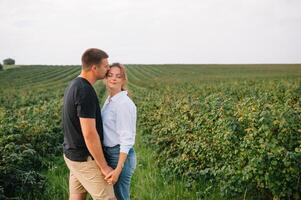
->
[64, 155, 115, 200]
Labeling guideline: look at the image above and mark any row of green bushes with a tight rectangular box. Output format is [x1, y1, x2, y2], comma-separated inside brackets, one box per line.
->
[0, 66, 73, 198]
[138, 79, 301, 199]
[0, 100, 63, 198]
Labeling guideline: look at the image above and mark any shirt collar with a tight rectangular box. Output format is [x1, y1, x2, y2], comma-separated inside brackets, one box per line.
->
[109, 91, 128, 102]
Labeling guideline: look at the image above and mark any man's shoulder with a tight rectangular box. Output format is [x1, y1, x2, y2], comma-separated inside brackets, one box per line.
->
[70, 78, 94, 93]
[71, 77, 88, 87]
[64, 78, 94, 103]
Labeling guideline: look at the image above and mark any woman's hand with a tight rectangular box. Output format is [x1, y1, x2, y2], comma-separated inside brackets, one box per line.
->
[104, 167, 122, 185]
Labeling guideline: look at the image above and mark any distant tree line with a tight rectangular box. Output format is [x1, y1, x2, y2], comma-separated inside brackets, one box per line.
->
[0, 58, 16, 70]
[3, 58, 15, 65]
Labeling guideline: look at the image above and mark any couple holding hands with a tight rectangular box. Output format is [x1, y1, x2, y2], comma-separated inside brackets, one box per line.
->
[63, 48, 136, 200]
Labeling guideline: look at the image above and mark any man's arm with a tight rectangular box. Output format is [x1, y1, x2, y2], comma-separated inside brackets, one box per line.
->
[79, 117, 113, 176]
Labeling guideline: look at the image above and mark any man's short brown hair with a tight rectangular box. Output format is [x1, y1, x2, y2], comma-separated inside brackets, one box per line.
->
[81, 48, 109, 70]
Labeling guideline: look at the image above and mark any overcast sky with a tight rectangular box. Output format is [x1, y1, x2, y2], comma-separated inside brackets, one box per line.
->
[0, 0, 300, 64]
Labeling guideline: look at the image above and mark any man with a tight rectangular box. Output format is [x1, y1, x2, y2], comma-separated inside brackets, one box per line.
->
[63, 48, 116, 200]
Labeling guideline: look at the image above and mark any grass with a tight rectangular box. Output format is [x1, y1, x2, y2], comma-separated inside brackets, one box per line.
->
[130, 129, 203, 200]
[43, 157, 69, 199]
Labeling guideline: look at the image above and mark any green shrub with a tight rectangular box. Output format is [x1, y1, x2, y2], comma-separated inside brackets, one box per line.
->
[139, 80, 301, 199]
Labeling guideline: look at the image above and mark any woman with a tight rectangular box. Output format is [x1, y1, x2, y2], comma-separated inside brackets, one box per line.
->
[101, 63, 137, 200]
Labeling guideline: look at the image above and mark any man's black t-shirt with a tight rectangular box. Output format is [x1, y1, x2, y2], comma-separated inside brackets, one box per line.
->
[63, 77, 103, 161]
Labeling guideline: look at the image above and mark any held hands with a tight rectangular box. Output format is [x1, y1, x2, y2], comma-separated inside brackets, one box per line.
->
[104, 153, 127, 185]
[104, 167, 122, 185]
[101, 165, 114, 177]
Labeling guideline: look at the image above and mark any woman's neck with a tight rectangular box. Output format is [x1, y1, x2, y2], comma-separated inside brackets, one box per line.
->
[109, 89, 122, 98]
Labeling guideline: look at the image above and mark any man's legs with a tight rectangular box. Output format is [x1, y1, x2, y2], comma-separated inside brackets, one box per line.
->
[64, 155, 116, 200]
[69, 171, 88, 200]
[70, 193, 87, 200]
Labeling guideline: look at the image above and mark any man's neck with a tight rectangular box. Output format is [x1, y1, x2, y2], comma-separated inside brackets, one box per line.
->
[79, 71, 96, 85]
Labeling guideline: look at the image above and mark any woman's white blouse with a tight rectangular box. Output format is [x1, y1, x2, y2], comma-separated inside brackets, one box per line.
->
[101, 91, 137, 154]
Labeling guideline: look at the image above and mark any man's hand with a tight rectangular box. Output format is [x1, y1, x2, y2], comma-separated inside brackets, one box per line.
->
[104, 168, 122, 185]
[101, 165, 114, 177]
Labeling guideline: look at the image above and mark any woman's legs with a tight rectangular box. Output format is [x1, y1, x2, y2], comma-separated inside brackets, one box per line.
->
[104, 146, 136, 200]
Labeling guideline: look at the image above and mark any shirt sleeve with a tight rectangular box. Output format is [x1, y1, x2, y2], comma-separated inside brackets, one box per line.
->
[76, 86, 96, 118]
[116, 101, 137, 154]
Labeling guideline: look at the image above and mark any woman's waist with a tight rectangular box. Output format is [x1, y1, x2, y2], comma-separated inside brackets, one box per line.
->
[103, 144, 135, 154]
[103, 138, 135, 149]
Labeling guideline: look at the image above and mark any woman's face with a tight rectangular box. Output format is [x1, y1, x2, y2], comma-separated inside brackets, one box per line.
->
[106, 67, 125, 91]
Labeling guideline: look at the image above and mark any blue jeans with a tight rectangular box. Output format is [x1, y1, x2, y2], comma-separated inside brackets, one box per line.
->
[104, 145, 136, 200]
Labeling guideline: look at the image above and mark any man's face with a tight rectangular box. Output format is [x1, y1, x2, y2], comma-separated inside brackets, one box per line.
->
[94, 58, 109, 80]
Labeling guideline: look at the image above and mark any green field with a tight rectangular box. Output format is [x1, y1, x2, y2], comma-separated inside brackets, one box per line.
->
[0, 64, 300, 199]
